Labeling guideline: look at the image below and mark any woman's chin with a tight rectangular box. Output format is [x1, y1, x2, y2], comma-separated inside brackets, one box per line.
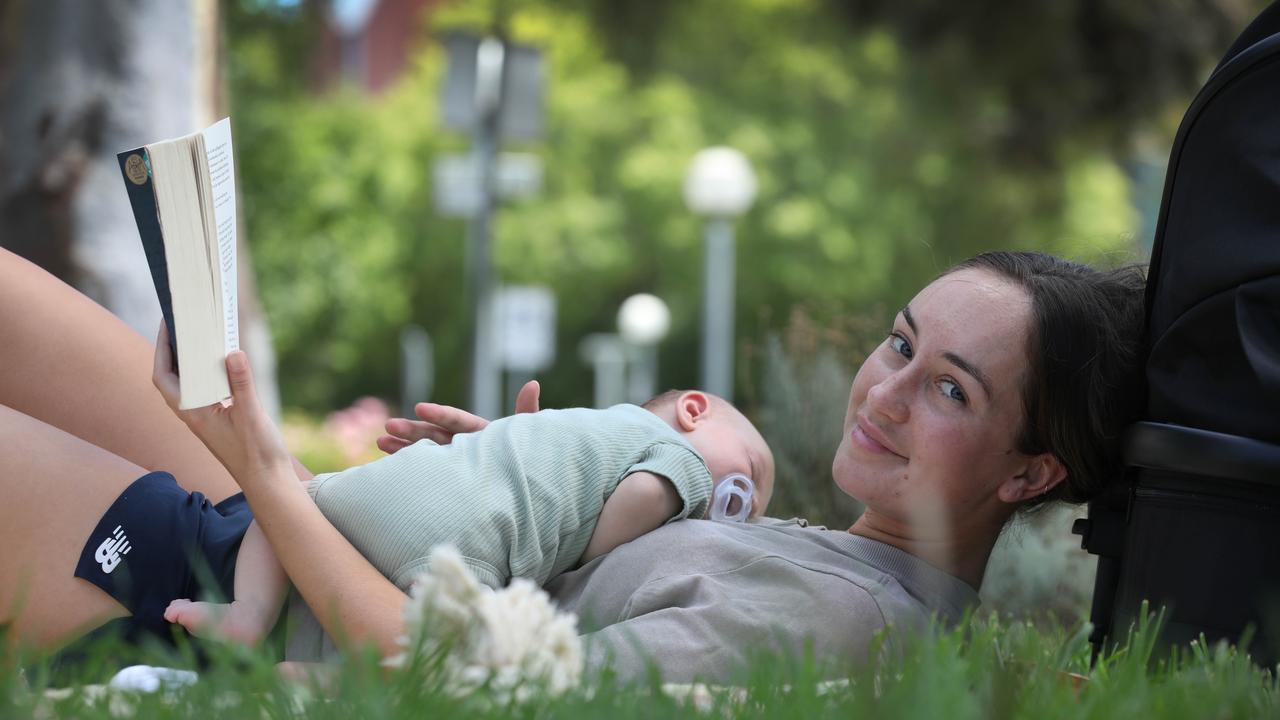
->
[831, 451, 867, 500]
[833, 442, 908, 503]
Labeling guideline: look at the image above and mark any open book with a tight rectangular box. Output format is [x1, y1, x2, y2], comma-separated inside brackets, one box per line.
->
[117, 118, 239, 409]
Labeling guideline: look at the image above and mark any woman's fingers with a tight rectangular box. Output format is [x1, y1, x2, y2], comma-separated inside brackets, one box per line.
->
[148, 338, 289, 482]
[220, 350, 291, 473]
[225, 351, 283, 444]
[224, 351, 258, 412]
[151, 324, 181, 410]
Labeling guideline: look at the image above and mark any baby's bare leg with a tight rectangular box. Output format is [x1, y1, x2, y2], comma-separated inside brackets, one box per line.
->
[164, 520, 288, 646]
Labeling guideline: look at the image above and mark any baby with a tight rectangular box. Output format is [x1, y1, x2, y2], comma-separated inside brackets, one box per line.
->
[163, 389, 775, 645]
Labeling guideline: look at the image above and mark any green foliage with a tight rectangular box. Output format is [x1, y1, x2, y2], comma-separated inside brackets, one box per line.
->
[982, 506, 1099, 624]
[747, 306, 887, 526]
[6, 611, 1278, 718]
[824, 0, 1262, 162]
[234, 67, 462, 409]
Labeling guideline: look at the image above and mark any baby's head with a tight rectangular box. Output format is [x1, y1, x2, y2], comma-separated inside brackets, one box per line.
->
[642, 390, 775, 519]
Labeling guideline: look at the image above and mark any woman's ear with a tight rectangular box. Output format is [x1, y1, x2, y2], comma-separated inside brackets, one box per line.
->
[997, 453, 1067, 504]
[675, 391, 711, 431]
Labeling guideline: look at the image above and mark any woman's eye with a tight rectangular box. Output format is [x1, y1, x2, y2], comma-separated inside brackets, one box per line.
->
[939, 379, 967, 404]
[888, 333, 913, 359]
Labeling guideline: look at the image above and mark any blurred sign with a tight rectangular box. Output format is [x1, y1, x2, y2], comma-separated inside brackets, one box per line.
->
[496, 286, 556, 372]
[440, 33, 544, 141]
[434, 153, 543, 217]
[399, 325, 434, 416]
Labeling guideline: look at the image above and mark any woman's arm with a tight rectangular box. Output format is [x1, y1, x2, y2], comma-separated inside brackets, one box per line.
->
[151, 327, 406, 655]
[236, 462, 406, 655]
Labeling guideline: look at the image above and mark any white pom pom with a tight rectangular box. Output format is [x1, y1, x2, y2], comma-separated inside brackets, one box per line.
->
[393, 544, 584, 701]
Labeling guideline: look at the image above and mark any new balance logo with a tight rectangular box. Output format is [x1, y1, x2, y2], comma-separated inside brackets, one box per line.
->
[94, 525, 132, 574]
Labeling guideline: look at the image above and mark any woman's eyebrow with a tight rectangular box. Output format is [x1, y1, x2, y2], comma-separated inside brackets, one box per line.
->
[900, 304, 993, 400]
[943, 352, 993, 399]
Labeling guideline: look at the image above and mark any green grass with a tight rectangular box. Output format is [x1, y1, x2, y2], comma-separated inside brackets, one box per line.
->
[5, 609, 1277, 719]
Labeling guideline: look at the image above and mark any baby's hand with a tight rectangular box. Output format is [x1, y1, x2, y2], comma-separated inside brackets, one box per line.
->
[376, 381, 541, 454]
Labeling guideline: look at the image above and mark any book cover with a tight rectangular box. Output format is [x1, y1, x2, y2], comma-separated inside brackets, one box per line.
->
[117, 147, 179, 363]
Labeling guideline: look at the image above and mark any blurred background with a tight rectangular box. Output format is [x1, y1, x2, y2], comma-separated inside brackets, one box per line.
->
[0, 0, 1265, 620]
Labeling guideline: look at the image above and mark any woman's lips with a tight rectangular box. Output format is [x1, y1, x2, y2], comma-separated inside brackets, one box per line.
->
[852, 421, 904, 458]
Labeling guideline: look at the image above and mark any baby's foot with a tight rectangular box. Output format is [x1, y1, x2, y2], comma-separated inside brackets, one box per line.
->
[164, 598, 221, 638]
[164, 598, 268, 647]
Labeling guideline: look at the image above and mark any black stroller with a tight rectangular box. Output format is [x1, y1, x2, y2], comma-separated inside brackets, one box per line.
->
[1073, 2, 1280, 665]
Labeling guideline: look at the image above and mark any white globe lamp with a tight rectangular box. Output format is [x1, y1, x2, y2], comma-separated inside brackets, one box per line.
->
[684, 146, 757, 401]
[617, 293, 671, 346]
[683, 146, 758, 218]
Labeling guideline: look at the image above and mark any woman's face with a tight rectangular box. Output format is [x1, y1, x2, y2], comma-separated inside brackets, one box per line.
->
[833, 268, 1035, 526]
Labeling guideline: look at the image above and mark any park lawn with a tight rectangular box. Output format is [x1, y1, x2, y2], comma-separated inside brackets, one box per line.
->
[4, 609, 1276, 719]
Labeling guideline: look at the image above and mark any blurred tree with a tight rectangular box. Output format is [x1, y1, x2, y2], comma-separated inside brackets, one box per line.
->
[0, 0, 281, 415]
[829, 0, 1254, 163]
[575, 0, 1255, 164]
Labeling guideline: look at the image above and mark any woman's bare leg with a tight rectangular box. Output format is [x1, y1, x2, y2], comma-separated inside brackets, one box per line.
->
[0, 405, 143, 651]
[0, 248, 239, 501]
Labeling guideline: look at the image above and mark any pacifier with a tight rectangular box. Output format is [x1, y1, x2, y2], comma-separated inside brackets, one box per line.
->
[709, 473, 755, 523]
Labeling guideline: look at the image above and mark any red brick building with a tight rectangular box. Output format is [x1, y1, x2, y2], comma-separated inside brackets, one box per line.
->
[313, 0, 438, 93]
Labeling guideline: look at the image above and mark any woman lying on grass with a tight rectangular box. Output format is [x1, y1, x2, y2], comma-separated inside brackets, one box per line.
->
[0, 248, 1145, 682]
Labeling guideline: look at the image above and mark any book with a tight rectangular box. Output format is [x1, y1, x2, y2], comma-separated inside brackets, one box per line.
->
[117, 118, 239, 409]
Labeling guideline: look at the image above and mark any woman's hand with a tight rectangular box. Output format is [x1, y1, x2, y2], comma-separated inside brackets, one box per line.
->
[152, 324, 292, 483]
[376, 380, 541, 454]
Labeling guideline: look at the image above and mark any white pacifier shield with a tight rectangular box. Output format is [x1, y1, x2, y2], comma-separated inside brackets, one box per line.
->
[709, 473, 754, 523]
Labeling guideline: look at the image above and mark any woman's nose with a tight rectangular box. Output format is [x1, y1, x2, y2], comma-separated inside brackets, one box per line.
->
[866, 370, 910, 424]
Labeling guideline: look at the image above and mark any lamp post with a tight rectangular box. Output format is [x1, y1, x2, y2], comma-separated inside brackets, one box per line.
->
[683, 147, 757, 401]
[438, 33, 545, 420]
[579, 333, 628, 408]
[618, 293, 671, 403]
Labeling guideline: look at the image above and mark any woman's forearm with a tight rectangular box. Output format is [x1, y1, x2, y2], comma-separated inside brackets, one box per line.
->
[149, 340, 404, 655]
[240, 463, 406, 657]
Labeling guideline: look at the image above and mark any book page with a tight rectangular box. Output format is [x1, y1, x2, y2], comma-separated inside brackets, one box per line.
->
[202, 117, 239, 354]
[150, 136, 230, 408]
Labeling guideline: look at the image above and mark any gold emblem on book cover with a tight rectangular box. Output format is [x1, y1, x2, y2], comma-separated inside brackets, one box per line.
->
[124, 154, 148, 185]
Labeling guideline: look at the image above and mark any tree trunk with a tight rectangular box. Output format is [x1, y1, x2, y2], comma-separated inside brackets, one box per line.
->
[0, 0, 280, 419]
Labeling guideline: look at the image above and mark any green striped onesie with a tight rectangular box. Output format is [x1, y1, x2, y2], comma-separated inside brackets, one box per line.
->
[305, 404, 714, 590]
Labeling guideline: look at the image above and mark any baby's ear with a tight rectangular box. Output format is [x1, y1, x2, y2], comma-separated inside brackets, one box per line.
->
[675, 391, 711, 431]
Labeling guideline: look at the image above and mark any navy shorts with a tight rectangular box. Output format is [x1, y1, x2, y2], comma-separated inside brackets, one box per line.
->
[73, 471, 253, 643]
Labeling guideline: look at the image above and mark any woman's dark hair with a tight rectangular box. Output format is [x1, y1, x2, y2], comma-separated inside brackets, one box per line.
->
[946, 251, 1147, 510]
